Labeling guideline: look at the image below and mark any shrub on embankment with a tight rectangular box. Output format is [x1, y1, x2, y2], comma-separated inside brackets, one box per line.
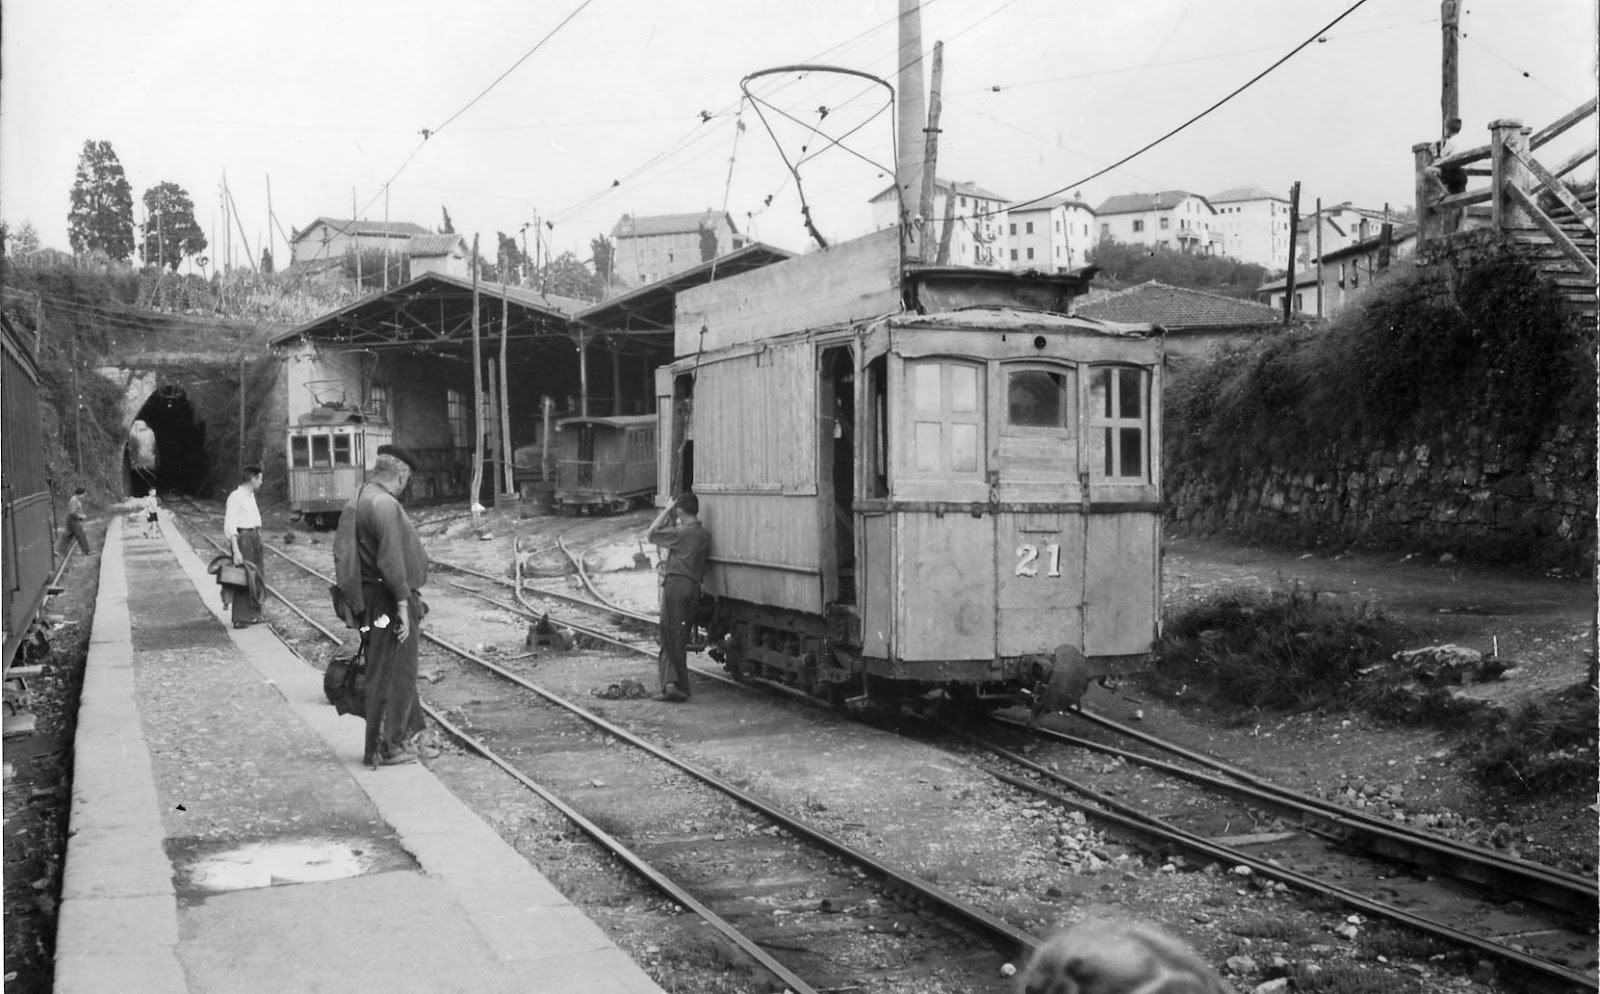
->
[1162, 237, 1595, 571]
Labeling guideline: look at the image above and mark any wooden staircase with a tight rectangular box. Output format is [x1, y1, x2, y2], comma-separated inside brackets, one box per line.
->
[1511, 186, 1598, 325]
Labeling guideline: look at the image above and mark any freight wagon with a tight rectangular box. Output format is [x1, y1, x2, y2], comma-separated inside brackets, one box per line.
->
[2, 313, 57, 670]
[657, 228, 1163, 715]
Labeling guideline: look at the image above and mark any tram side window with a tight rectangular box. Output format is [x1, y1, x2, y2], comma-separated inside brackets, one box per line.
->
[1088, 366, 1148, 481]
[290, 436, 310, 469]
[311, 435, 332, 468]
[1007, 369, 1071, 430]
[332, 434, 354, 466]
[906, 359, 983, 477]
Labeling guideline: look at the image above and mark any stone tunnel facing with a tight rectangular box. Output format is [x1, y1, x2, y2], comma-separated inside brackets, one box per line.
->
[127, 385, 209, 497]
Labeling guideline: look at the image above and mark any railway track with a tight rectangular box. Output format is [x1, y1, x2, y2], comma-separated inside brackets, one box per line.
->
[170, 510, 1047, 992]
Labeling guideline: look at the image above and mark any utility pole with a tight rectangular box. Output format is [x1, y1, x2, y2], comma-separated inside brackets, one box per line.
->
[352, 189, 362, 289]
[1441, 0, 1461, 133]
[469, 234, 484, 510]
[1283, 181, 1301, 327]
[895, 0, 927, 261]
[225, 180, 256, 272]
[500, 277, 513, 495]
[72, 336, 82, 475]
[1314, 197, 1323, 319]
[157, 208, 165, 271]
[383, 185, 391, 291]
[522, 220, 532, 287]
[915, 40, 945, 264]
[266, 175, 275, 270]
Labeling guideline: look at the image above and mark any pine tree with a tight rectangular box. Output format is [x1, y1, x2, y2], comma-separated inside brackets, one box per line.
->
[440, 205, 456, 234]
[67, 140, 136, 260]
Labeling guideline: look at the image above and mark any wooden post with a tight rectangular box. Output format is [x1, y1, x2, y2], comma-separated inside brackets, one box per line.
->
[1413, 142, 1441, 245]
[469, 234, 484, 509]
[1314, 197, 1323, 319]
[896, 0, 927, 257]
[1378, 222, 1394, 270]
[500, 287, 513, 495]
[1441, 0, 1460, 133]
[610, 342, 622, 416]
[541, 395, 554, 485]
[1283, 181, 1300, 326]
[1491, 119, 1533, 233]
[577, 330, 589, 417]
[914, 41, 945, 263]
[352, 189, 362, 288]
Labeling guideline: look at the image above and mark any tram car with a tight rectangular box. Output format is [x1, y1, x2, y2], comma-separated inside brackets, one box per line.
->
[552, 415, 657, 514]
[286, 405, 392, 528]
[656, 229, 1163, 714]
[2, 313, 57, 669]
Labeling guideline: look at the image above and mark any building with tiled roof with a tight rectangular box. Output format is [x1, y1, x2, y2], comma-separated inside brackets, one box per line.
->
[406, 233, 469, 279]
[868, 178, 1011, 268]
[611, 210, 745, 285]
[289, 217, 431, 269]
[1209, 186, 1293, 271]
[1260, 225, 1417, 320]
[1076, 280, 1290, 357]
[1295, 202, 1395, 268]
[1002, 192, 1098, 273]
[1094, 191, 1222, 257]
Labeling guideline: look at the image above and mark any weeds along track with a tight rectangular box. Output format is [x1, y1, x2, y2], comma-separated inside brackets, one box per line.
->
[169, 510, 1044, 992]
[963, 718, 1598, 992]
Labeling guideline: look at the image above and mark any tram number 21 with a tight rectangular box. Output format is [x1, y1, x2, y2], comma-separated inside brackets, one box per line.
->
[1015, 544, 1062, 578]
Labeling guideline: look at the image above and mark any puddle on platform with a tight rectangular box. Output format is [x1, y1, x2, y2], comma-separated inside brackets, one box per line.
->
[186, 838, 378, 892]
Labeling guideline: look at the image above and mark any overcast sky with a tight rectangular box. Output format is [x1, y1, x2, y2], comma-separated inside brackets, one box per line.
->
[3, 0, 1595, 266]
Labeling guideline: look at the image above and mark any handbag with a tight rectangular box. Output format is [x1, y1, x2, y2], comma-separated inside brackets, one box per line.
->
[323, 635, 368, 717]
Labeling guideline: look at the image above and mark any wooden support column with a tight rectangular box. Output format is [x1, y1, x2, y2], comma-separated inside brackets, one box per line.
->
[610, 341, 622, 417]
[469, 234, 484, 509]
[577, 330, 590, 417]
[500, 288, 513, 495]
[1440, 0, 1460, 132]
[1490, 119, 1532, 232]
[1413, 142, 1439, 246]
[1283, 181, 1300, 326]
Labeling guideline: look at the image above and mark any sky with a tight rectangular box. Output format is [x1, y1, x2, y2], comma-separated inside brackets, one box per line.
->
[2, 0, 1596, 267]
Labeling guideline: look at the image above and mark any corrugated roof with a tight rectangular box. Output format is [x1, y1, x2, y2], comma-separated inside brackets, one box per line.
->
[292, 217, 431, 243]
[1075, 280, 1283, 329]
[406, 233, 467, 257]
[1209, 186, 1285, 204]
[867, 177, 1010, 204]
[1094, 191, 1214, 215]
[611, 210, 739, 238]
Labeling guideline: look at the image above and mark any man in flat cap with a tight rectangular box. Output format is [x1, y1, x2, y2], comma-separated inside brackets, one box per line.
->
[334, 444, 430, 767]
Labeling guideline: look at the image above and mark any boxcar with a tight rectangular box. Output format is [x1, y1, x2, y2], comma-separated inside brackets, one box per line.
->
[657, 229, 1163, 714]
[553, 415, 657, 514]
[2, 313, 57, 670]
[286, 406, 392, 527]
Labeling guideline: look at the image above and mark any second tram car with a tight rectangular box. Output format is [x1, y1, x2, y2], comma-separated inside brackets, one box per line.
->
[553, 415, 658, 513]
[657, 230, 1163, 713]
[286, 406, 392, 527]
[2, 313, 57, 670]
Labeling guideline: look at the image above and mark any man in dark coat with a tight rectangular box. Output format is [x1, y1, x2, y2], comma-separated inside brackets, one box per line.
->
[646, 493, 710, 703]
[334, 445, 429, 767]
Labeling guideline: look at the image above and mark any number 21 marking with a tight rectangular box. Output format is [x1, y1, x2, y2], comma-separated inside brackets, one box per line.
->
[1015, 543, 1062, 578]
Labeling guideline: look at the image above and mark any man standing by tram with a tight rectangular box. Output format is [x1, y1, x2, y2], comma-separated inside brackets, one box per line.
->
[646, 493, 709, 703]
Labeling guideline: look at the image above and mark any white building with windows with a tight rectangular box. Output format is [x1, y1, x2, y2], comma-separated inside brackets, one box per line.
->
[1208, 186, 1292, 271]
[868, 178, 1010, 268]
[1001, 193, 1097, 272]
[1094, 191, 1222, 255]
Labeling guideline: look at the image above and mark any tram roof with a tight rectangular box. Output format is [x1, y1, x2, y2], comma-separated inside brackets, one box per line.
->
[269, 271, 582, 353]
[886, 307, 1158, 337]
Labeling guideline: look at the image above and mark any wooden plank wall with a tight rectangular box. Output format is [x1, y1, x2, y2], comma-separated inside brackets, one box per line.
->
[675, 228, 900, 355]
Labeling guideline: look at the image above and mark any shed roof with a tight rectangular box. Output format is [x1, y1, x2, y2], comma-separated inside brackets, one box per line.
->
[1076, 280, 1283, 329]
[292, 217, 431, 243]
[575, 242, 794, 334]
[406, 233, 467, 257]
[611, 210, 739, 238]
[1094, 191, 1214, 215]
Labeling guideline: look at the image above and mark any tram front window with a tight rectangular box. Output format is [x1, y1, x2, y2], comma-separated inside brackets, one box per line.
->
[906, 358, 985, 480]
[290, 437, 310, 468]
[311, 435, 332, 468]
[332, 434, 354, 466]
[1089, 366, 1148, 481]
[1008, 369, 1069, 429]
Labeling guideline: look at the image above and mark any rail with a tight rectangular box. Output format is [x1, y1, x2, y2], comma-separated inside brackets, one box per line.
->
[1414, 98, 1598, 281]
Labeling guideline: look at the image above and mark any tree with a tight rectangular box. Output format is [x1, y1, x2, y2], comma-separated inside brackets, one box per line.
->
[495, 231, 527, 283]
[535, 251, 605, 302]
[440, 205, 455, 234]
[67, 140, 136, 260]
[698, 222, 718, 263]
[260, 247, 275, 274]
[1087, 237, 1269, 298]
[591, 234, 614, 283]
[139, 181, 207, 271]
[4, 219, 41, 260]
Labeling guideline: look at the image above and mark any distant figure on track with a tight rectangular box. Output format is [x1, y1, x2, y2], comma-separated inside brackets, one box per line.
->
[646, 493, 710, 703]
[141, 491, 162, 539]
[1016, 918, 1229, 994]
[224, 465, 266, 629]
[334, 445, 429, 767]
[57, 486, 93, 556]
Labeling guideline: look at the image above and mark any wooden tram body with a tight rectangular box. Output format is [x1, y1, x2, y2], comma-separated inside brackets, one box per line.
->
[553, 415, 657, 514]
[286, 407, 392, 527]
[657, 229, 1163, 710]
[2, 313, 57, 670]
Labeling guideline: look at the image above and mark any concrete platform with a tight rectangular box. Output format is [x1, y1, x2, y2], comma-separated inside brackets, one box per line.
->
[55, 516, 667, 994]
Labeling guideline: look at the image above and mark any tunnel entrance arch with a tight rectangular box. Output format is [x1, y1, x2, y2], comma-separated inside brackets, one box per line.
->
[126, 385, 210, 497]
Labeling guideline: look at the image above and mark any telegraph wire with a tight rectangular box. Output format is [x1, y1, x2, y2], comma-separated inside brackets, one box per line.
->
[974, 0, 1377, 219]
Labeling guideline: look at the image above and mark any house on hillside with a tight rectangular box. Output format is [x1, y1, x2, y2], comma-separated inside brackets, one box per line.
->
[1295, 202, 1393, 268]
[1261, 226, 1417, 319]
[1095, 191, 1223, 256]
[1209, 186, 1293, 270]
[289, 217, 431, 271]
[1076, 280, 1291, 358]
[867, 177, 1010, 268]
[406, 233, 470, 279]
[611, 211, 746, 286]
[1001, 193, 1097, 272]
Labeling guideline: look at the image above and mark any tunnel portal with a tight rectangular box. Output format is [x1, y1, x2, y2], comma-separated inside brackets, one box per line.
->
[128, 385, 210, 496]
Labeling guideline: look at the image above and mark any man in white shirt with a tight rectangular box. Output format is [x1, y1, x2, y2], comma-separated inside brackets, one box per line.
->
[223, 465, 265, 628]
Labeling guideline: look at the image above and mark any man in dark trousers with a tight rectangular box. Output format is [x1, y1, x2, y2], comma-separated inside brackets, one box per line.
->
[646, 493, 710, 703]
[223, 466, 265, 628]
[57, 486, 93, 555]
[333, 445, 429, 767]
